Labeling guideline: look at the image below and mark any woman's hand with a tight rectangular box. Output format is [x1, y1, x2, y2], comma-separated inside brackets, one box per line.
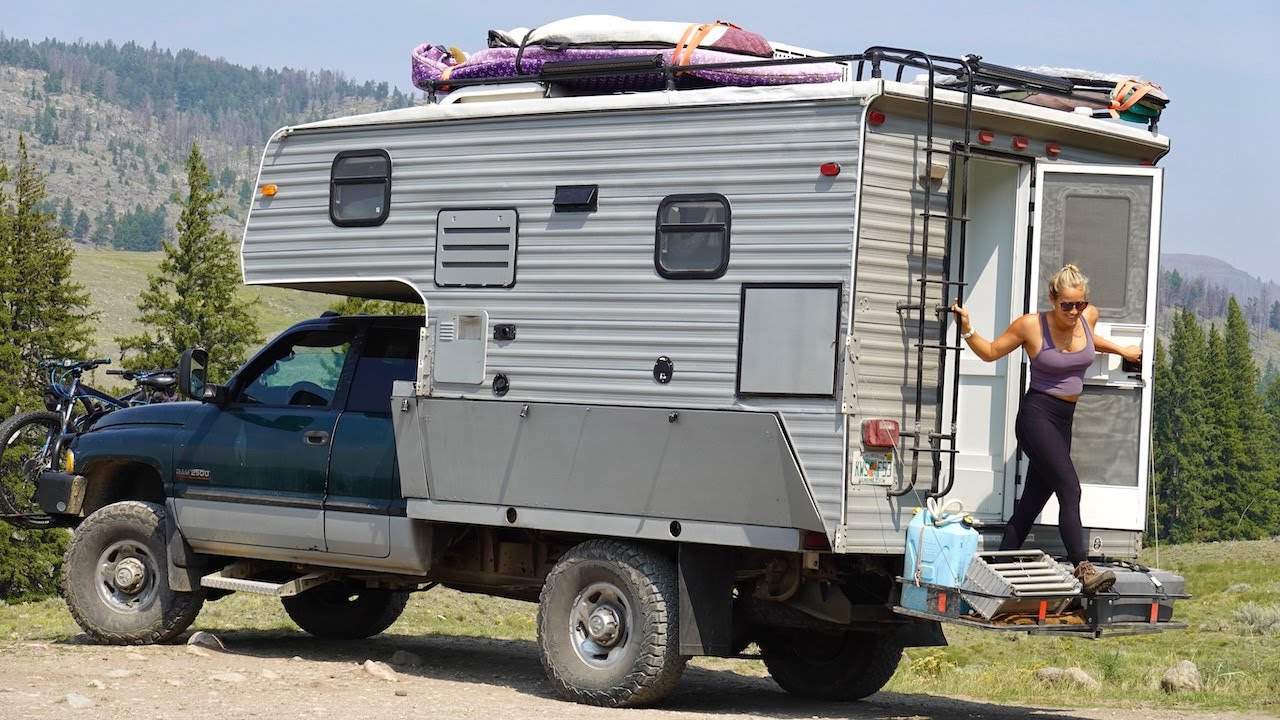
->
[1119, 345, 1142, 363]
[949, 300, 972, 334]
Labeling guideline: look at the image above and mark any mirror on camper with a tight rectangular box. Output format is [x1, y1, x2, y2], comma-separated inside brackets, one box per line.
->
[178, 348, 210, 401]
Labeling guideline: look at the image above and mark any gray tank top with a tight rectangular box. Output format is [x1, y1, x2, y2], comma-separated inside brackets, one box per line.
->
[1029, 312, 1094, 397]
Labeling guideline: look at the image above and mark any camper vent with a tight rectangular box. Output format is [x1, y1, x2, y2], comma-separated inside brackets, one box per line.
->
[435, 209, 518, 288]
[439, 321, 456, 342]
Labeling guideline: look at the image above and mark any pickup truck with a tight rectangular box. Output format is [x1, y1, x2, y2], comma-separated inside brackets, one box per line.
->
[39, 312, 931, 708]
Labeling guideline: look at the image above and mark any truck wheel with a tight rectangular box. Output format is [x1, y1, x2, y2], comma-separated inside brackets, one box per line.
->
[281, 583, 409, 639]
[761, 629, 901, 700]
[62, 501, 205, 644]
[536, 539, 687, 707]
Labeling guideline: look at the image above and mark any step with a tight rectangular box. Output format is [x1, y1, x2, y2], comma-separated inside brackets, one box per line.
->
[200, 562, 335, 597]
[960, 550, 1082, 619]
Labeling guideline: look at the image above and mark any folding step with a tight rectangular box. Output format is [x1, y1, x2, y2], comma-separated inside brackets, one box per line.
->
[960, 550, 1081, 618]
[200, 562, 335, 597]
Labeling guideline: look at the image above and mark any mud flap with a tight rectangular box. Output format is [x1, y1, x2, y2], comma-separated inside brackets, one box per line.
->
[164, 502, 205, 593]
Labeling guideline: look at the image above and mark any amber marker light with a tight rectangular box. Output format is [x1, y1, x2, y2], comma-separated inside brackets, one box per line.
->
[261, 184, 278, 197]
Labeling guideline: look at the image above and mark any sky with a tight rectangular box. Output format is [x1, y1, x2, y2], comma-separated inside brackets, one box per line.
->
[2, 0, 1278, 280]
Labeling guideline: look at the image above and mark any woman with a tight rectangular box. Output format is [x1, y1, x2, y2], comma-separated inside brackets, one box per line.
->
[949, 265, 1141, 594]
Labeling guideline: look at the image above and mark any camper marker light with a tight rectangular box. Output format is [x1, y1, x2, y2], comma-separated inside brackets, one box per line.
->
[1045, 142, 1062, 157]
[1011, 136, 1030, 151]
[862, 418, 900, 448]
[867, 110, 886, 126]
[977, 130, 995, 144]
[820, 162, 842, 177]
[802, 531, 831, 551]
[261, 184, 278, 197]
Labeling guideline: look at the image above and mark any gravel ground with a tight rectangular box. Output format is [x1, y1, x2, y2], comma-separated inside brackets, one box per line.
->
[0, 632, 1274, 720]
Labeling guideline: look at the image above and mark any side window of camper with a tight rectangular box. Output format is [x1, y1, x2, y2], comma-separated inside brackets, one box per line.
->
[655, 195, 730, 279]
[330, 150, 391, 227]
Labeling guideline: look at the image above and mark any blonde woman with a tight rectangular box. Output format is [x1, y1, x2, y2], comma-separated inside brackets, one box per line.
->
[949, 265, 1141, 593]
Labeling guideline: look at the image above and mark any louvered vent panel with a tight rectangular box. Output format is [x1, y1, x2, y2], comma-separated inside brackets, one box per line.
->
[435, 208, 517, 287]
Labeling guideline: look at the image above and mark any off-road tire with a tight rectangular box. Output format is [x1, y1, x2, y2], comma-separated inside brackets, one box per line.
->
[281, 584, 410, 639]
[0, 410, 62, 526]
[536, 539, 687, 707]
[760, 629, 902, 701]
[62, 501, 205, 644]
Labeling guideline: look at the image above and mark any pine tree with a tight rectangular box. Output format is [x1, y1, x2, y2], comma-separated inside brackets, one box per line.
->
[1218, 298, 1280, 538]
[326, 296, 422, 317]
[0, 134, 95, 404]
[116, 143, 261, 382]
[1154, 310, 1213, 542]
[73, 210, 90, 242]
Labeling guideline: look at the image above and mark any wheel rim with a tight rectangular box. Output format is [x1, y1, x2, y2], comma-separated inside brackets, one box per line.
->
[569, 581, 632, 669]
[95, 539, 159, 613]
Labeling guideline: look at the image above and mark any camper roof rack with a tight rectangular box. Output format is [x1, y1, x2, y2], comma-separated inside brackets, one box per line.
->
[416, 46, 1163, 132]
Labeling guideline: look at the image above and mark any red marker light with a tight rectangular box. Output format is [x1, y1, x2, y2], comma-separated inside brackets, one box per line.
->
[867, 110, 886, 126]
[820, 162, 841, 177]
[977, 130, 995, 144]
[1140, 160, 1155, 166]
[1011, 136, 1030, 151]
[1045, 142, 1062, 157]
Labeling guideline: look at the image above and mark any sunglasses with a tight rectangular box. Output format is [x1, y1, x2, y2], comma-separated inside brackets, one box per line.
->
[1058, 301, 1089, 312]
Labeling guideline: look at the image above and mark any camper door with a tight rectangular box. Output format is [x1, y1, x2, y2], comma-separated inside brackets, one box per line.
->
[1030, 166, 1162, 532]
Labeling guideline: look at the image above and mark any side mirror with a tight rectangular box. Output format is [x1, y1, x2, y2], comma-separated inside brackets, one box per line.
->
[178, 348, 209, 401]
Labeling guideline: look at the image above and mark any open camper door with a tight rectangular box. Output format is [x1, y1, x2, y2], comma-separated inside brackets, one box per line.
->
[1030, 166, 1162, 533]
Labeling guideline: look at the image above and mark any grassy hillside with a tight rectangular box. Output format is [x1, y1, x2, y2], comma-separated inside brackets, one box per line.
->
[1, 539, 1276, 712]
[72, 246, 337, 362]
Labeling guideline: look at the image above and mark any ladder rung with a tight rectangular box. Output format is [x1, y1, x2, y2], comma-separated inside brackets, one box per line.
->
[906, 447, 961, 455]
[919, 212, 970, 222]
[924, 146, 975, 158]
[916, 277, 968, 286]
[916, 343, 965, 351]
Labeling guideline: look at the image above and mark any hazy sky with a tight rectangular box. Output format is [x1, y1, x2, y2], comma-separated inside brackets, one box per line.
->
[2, 1, 1277, 279]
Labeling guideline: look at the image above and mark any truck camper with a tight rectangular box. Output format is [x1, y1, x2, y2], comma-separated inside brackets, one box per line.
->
[18, 16, 1185, 708]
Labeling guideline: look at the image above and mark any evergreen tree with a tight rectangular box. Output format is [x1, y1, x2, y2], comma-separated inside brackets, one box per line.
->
[0, 134, 95, 403]
[59, 197, 73, 229]
[116, 143, 261, 382]
[73, 210, 90, 242]
[1219, 298, 1280, 538]
[1153, 311, 1213, 542]
[0, 135, 90, 602]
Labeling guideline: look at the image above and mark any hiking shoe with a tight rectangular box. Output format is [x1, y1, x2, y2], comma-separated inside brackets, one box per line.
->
[1073, 561, 1116, 594]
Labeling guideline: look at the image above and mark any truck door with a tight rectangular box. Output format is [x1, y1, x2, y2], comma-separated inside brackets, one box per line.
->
[1031, 166, 1162, 532]
[323, 323, 420, 558]
[173, 327, 357, 551]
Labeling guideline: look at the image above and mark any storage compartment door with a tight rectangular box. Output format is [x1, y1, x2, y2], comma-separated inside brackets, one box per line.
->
[1030, 166, 1162, 532]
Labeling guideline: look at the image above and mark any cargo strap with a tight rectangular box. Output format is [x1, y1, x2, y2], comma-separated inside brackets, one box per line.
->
[1108, 79, 1160, 119]
[673, 21, 735, 69]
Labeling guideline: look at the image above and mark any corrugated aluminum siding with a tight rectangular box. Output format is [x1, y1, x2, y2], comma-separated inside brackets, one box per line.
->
[244, 99, 863, 531]
[839, 104, 1166, 553]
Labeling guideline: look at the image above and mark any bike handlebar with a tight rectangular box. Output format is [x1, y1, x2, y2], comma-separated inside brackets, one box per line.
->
[38, 358, 111, 371]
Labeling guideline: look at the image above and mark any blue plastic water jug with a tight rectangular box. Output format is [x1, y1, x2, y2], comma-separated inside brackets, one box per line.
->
[901, 501, 979, 612]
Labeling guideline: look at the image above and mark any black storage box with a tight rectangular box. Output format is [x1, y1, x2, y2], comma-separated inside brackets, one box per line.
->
[1086, 564, 1187, 624]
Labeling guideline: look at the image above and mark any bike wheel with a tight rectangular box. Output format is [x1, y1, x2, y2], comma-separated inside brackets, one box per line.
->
[0, 410, 63, 528]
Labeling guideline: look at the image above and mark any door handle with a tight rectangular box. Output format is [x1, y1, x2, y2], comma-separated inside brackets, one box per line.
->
[303, 430, 329, 446]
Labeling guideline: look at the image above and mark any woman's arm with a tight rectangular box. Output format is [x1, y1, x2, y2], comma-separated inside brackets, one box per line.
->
[1085, 307, 1142, 361]
[951, 302, 1032, 362]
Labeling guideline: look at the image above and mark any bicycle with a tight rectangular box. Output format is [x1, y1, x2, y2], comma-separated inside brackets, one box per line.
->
[0, 359, 177, 529]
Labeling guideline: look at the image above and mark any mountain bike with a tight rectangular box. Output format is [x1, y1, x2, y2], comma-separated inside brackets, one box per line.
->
[0, 359, 177, 529]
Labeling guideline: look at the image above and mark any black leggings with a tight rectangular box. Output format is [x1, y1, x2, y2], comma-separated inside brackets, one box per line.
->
[999, 390, 1087, 564]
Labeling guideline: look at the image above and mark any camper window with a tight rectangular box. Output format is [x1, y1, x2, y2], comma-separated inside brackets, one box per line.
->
[330, 150, 391, 227]
[655, 195, 730, 279]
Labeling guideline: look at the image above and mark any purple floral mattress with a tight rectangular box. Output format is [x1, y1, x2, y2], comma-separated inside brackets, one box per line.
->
[411, 43, 845, 94]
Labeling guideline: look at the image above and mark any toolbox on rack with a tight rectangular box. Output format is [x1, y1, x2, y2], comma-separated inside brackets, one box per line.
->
[1084, 562, 1186, 624]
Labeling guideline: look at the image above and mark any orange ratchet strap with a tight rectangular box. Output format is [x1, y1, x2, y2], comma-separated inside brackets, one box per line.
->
[1108, 79, 1160, 118]
[674, 21, 733, 70]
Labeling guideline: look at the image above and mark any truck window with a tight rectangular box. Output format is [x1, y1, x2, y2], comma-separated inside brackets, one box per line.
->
[330, 150, 391, 227]
[236, 330, 353, 408]
[655, 195, 730, 279]
[346, 326, 420, 413]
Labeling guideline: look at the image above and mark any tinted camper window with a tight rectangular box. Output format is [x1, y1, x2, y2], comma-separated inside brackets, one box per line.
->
[330, 150, 391, 227]
[655, 195, 730, 279]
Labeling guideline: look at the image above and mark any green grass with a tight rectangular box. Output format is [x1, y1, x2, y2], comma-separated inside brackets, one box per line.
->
[2, 540, 1277, 711]
[71, 246, 338, 362]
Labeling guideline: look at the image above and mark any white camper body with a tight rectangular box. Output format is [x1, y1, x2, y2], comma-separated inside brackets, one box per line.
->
[241, 71, 1166, 562]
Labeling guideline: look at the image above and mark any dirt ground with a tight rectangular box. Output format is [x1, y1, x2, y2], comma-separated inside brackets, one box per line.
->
[0, 632, 1273, 720]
